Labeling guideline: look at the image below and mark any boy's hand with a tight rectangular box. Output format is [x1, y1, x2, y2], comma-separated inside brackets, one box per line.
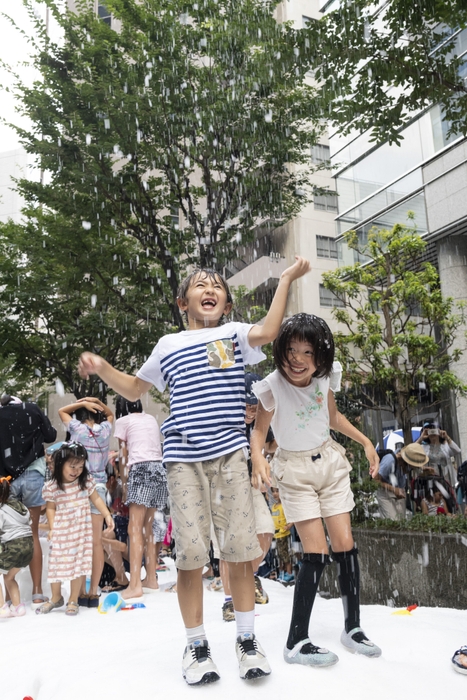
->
[365, 443, 379, 479]
[251, 455, 271, 491]
[280, 256, 311, 283]
[78, 352, 104, 379]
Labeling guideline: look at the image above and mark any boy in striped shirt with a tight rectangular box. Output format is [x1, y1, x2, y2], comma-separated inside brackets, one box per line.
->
[78, 256, 310, 684]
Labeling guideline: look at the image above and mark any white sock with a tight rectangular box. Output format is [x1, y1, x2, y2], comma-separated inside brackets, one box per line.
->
[186, 624, 207, 645]
[235, 609, 255, 637]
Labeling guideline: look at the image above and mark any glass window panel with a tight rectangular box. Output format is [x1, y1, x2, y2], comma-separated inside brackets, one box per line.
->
[337, 192, 427, 262]
[319, 284, 345, 307]
[317, 235, 338, 258]
[314, 191, 338, 212]
[311, 144, 330, 164]
[337, 168, 423, 225]
[98, 4, 111, 24]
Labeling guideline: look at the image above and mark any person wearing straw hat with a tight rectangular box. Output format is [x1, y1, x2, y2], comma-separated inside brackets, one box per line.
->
[400, 443, 430, 470]
[375, 444, 428, 520]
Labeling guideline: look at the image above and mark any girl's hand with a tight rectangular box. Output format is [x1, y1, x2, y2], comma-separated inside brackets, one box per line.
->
[251, 455, 271, 491]
[77, 400, 99, 413]
[79, 396, 104, 409]
[47, 529, 53, 541]
[365, 443, 379, 479]
[104, 514, 115, 533]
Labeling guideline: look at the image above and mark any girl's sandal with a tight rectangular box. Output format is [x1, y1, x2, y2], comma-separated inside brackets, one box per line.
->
[65, 601, 79, 617]
[35, 597, 65, 615]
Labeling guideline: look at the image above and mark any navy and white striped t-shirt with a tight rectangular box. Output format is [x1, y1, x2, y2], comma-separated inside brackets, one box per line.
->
[136, 322, 265, 463]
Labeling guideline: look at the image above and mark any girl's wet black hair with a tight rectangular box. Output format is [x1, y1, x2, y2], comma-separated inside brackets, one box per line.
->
[273, 313, 335, 380]
[74, 406, 105, 424]
[52, 442, 89, 491]
[115, 395, 143, 419]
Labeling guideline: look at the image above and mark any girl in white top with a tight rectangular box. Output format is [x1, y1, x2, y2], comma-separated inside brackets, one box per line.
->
[251, 314, 381, 667]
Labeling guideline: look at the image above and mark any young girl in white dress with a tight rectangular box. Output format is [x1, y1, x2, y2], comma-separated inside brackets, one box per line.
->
[36, 442, 114, 616]
[251, 313, 381, 667]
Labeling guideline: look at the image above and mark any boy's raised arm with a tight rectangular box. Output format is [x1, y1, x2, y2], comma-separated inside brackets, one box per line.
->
[247, 256, 311, 347]
[78, 352, 152, 402]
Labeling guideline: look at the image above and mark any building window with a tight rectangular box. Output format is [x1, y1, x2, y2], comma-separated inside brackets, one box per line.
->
[319, 284, 345, 308]
[170, 204, 180, 229]
[302, 16, 312, 28]
[311, 143, 330, 165]
[314, 190, 338, 212]
[316, 235, 338, 259]
[98, 4, 111, 26]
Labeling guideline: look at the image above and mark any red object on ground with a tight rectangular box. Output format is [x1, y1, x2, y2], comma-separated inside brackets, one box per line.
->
[406, 604, 418, 612]
[23, 696, 34, 700]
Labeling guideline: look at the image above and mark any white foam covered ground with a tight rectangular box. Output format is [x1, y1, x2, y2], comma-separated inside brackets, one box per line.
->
[4, 545, 467, 700]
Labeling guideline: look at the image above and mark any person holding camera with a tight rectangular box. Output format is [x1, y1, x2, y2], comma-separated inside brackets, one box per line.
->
[58, 397, 114, 606]
[416, 422, 461, 488]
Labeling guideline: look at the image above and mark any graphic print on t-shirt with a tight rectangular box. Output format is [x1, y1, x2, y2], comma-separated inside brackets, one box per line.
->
[295, 388, 325, 430]
[206, 339, 235, 369]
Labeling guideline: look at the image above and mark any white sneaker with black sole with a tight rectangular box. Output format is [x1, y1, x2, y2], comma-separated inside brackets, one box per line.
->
[182, 639, 220, 685]
[235, 633, 272, 680]
[340, 627, 382, 657]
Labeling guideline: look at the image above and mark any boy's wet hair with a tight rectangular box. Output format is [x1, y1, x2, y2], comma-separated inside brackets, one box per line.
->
[273, 313, 335, 380]
[177, 269, 233, 305]
[52, 442, 89, 491]
[115, 395, 143, 419]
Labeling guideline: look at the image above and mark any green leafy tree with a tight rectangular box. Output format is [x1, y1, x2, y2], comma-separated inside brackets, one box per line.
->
[322, 223, 467, 445]
[303, 0, 467, 144]
[0, 207, 174, 398]
[0, 0, 325, 395]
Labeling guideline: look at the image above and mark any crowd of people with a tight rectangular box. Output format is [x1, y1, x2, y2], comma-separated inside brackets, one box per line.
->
[375, 424, 463, 520]
[0, 257, 466, 680]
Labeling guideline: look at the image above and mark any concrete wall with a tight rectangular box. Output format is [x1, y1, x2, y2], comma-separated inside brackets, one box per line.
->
[437, 235, 467, 457]
[319, 529, 467, 610]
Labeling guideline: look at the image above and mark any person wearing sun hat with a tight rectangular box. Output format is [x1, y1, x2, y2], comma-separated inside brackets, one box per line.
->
[400, 443, 429, 470]
[375, 446, 407, 521]
[376, 443, 429, 520]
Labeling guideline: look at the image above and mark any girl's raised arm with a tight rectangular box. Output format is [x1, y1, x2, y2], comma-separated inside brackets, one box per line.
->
[328, 390, 379, 479]
[250, 402, 274, 490]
